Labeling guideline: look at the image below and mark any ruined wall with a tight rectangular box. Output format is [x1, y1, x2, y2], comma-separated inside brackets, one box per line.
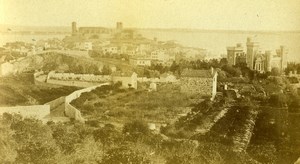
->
[0, 105, 50, 120]
[180, 77, 213, 96]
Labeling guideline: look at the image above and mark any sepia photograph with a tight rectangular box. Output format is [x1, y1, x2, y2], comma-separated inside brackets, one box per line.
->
[0, 0, 300, 163]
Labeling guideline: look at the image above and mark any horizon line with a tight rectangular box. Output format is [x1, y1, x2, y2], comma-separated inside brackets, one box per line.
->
[1, 24, 300, 33]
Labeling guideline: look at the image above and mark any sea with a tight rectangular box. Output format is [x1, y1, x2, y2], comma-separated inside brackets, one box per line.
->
[1, 30, 300, 62]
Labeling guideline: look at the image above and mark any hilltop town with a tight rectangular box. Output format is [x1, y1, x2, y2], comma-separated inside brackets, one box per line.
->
[1, 22, 300, 164]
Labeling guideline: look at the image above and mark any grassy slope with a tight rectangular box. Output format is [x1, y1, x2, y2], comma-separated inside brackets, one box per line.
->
[0, 76, 79, 106]
[71, 83, 192, 123]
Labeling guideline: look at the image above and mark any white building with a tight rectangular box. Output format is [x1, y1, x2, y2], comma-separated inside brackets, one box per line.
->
[129, 57, 152, 66]
[75, 42, 93, 51]
[151, 50, 175, 64]
[102, 45, 119, 54]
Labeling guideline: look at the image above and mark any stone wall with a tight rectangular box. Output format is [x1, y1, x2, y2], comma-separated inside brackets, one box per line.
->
[138, 77, 179, 83]
[48, 71, 111, 82]
[112, 74, 137, 89]
[0, 105, 50, 120]
[180, 77, 213, 96]
[33, 71, 44, 78]
[45, 96, 65, 110]
[47, 79, 102, 88]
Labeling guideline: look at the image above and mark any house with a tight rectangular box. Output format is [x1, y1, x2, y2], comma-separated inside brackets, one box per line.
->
[102, 44, 119, 54]
[129, 57, 151, 66]
[150, 50, 175, 66]
[75, 42, 93, 51]
[125, 46, 137, 56]
[160, 73, 177, 83]
[111, 72, 138, 89]
[180, 68, 218, 99]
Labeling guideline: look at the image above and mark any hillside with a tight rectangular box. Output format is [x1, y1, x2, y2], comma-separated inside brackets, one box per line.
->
[0, 76, 78, 106]
[70, 83, 192, 124]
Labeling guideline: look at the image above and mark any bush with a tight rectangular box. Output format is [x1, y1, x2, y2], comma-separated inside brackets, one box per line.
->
[10, 118, 60, 163]
[123, 120, 150, 142]
[101, 145, 150, 164]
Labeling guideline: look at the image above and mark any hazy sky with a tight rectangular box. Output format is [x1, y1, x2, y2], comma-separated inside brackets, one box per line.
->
[0, 0, 299, 31]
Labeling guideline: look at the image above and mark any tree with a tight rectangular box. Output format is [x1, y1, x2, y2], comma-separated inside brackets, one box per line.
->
[87, 64, 100, 74]
[0, 114, 17, 163]
[219, 58, 228, 67]
[10, 117, 60, 163]
[51, 124, 81, 154]
[170, 61, 180, 74]
[222, 65, 242, 77]
[123, 120, 150, 142]
[101, 65, 112, 75]
[271, 67, 281, 76]
[269, 93, 287, 108]
[93, 124, 121, 153]
[288, 96, 300, 112]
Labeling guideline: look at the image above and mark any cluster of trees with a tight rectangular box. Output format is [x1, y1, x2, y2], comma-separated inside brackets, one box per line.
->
[2, 113, 258, 164]
[145, 58, 287, 82]
[67, 64, 101, 75]
[0, 114, 156, 163]
[146, 59, 251, 79]
[146, 59, 227, 76]
[0, 114, 220, 164]
[89, 50, 130, 61]
[41, 53, 114, 75]
[285, 62, 300, 75]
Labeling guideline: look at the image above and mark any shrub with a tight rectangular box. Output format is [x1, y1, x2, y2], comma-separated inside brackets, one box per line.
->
[101, 145, 150, 164]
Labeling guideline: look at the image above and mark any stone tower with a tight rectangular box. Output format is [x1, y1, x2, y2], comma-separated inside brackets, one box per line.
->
[72, 22, 77, 35]
[227, 43, 243, 66]
[246, 37, 259, 69]
[265, 50, 272, 72]
[278, 46, 288, 72]
[116, 22, 123, 31]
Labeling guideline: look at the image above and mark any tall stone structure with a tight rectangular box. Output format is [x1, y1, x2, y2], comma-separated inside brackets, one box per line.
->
[116, 22, 123, 31]
[227, 43, 245, 66]
[227, 37, 288, 73]
[265, 50, 272, 72]
[72, 22, 77, 35]
[277, 46, 288, 71]
[246, 37, 259, 69]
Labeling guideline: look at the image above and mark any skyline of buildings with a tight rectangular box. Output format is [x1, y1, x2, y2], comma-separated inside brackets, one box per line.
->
[227, 37, 288, 73]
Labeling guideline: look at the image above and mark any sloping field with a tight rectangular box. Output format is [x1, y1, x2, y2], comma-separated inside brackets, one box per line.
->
[0, 76, 78, 106]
